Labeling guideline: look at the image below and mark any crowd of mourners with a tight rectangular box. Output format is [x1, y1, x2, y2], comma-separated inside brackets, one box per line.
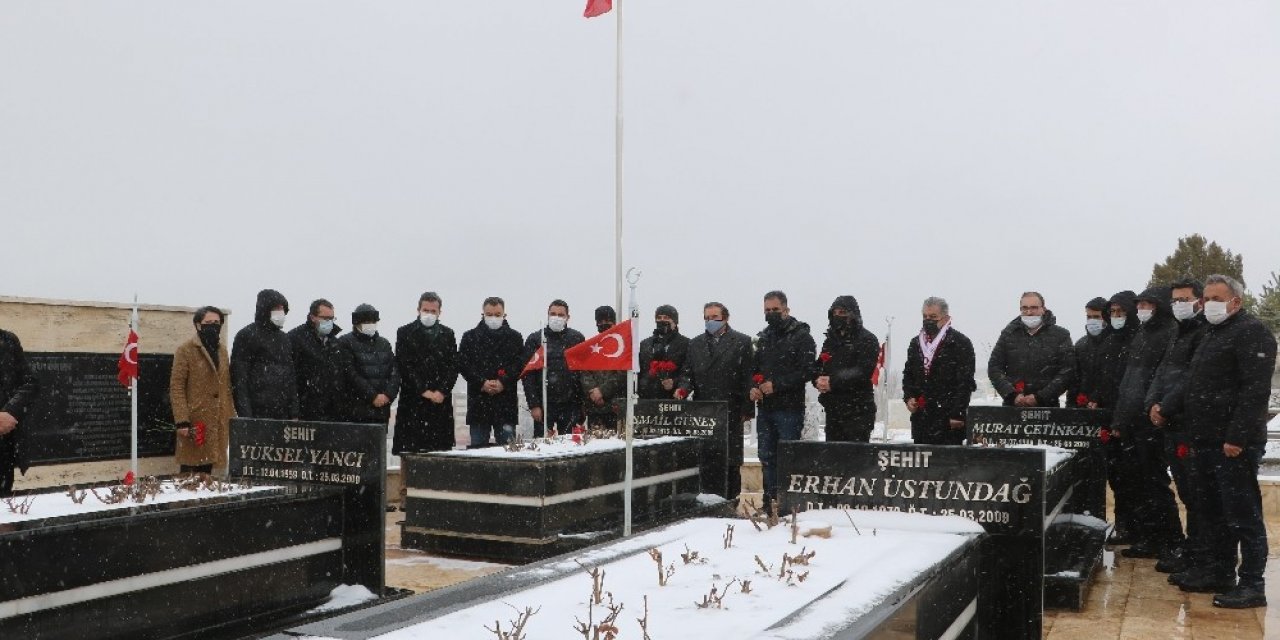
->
[0, 273, 1275, 608]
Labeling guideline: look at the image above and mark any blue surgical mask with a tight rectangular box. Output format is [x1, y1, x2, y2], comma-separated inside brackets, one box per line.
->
[1085, 318, 1103, 337]
[705, 319, 725, 335]
[316, 320, 334, 336]
[1111, 317, 1126, 331]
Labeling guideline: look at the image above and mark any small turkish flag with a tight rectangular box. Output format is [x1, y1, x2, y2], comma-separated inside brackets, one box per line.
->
[584, 0, 612, 18]
[870, 342, 885, 386]
[118, 329, 139, 387]
[565, 320, 633, 371]
[520, 346, 546, 379]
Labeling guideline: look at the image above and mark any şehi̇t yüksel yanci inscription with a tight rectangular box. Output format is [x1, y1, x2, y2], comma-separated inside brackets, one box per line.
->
[22, 352, 175, 464]
[228, 418, 387, 594]
[633, 399, 732, 498]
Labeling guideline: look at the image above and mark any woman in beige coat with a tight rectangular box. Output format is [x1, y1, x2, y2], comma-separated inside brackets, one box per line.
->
[169, 306, 235, 473]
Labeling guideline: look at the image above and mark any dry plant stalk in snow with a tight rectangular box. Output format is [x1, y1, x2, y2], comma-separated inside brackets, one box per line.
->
[754, 555, 772, 574]
[576, 560, 606, 605]
[636, 595, 652, 640]
[842, 508, 863, 535]
[740, 579, 753, 594]
[574, 593, 623, 640]
[65, 486, 88, 504]
[723, 523, 735, 549]
[788, 547, 817, 566]
[3, 495, 35, 514]
[484, 604, 540, 640]
[790, 508, 799, 544]
[681, 544, 707, 565]
[647, 549, 674, 586]
[694, 579, 738, 609]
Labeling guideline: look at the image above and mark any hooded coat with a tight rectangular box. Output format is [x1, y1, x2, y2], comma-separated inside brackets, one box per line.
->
[901, 315, 976, 445]
[1067, 297, 1111, 407]
[754, 316, 817, 411]
[0, 329, 39, 494]
[1182, 310, 1278, 446]
[638, 325, 691, 400]
[457, 318, 525, 428]
[230, 290, 300, 420]
[289, 321, 350, 422]
[814, 296, 881, 440]
[1144, 312, 1209, 430]
[987, 308, 1075, 406]
[339, 329, 400, 425]
[395, 318, 458, 453]
[170, 332, 233, 467]
[1112, 287, 1178, 436]
[1089, 291, 1140, 409]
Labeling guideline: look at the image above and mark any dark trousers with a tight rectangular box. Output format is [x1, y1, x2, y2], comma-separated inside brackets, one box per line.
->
[469, 422, 516, 448]
[1163, 432, 1202, 556]
[1121, 432, 1184, 547]
[0, 438, 16, 497]
[757, 408, 804, 499]
[534, 403, 582, 438]
[822, 397, 874, 443]
[1105, 439, 1137, 537]
[1195, 443, 1267, 587]
[911, 414, 965, 446]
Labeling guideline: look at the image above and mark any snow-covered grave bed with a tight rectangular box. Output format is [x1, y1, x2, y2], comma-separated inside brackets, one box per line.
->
[1, 478, 362, 639]
[276, 512, 985, 640]
[401, 434, 717, 562]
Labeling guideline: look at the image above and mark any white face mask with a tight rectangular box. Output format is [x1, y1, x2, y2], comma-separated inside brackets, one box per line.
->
[316, 319, 334, 336]
[1111, 316, 1126, 331]
[1085, 318, 1104, 337]
[484, 316, 504, 330]
[1020, 315, 1042, 330]
[1204, 300, 1231, 325]
[547, 316, 567, 332]
[1136, 309, 1154, 324]
[270, 310, 287, 328]
[1172, 301, 1198, 321]
[419, 313, 438, 328]
[359, 323, 378, 336]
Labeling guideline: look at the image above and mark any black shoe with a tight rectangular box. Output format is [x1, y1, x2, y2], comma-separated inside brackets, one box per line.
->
[1120, 542, 1159, 558]
[1213, 585, 1267, 609]
[385, 504, 397, 513]
[1155, 548, 1189, 574]
[1178, 572, 1236, 594]
[1107, 529, 1132, 546]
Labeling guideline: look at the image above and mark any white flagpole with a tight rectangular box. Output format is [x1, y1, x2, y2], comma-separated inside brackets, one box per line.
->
[130, 295, 139, 477]
[623, 268, 640, 536]
[613, 0, 625, 317]
[878, 316, 894, 442]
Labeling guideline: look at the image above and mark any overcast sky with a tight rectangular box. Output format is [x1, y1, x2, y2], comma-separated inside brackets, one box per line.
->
[3, 1, 1277, 371]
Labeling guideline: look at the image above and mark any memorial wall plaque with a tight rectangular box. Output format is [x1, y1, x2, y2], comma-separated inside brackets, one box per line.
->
[967, 406, 1109, 520]
[229, 418, 387, 594]
[779, 441, 1046, 640]
[24, 352, 175, 464]
[633, 399, 731, 498]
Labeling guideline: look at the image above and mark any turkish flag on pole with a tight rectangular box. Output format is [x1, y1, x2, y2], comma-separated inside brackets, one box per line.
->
[565, 320, 633, 371]
[118, 329, 139, 387]
[520, 346, 546, 379]
[870, 342, 885, 387]
[584, 0, 612, 18]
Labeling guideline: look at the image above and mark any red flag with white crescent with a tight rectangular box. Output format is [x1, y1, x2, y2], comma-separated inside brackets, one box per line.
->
[584, 0, 612, 18]
[565, 320, 633, 371]
[870, 341, 885, 387]
[118, 329, 139, 387]
[520, 345, 545, 379]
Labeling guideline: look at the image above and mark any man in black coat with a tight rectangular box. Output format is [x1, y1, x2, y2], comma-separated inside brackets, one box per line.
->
[638, 304, 690, 400]
[1111, 286, 1183, 560]
[457, 297, 524, 447]
[394, 292, 456, 453]
[752, 291, 816, 504]
[522, 299, 585, 437]
[677, 301, 754, 500]
[902, 296, 976, 446]
[1174, 275, 1277, 608]
[987, 291, 1075, 407]
[1146, 278, 1209, 574]
[1099, 290, 1141, 543]
[1, 328, 39, 496]
[289, 298, 350, 422]
[1067, 297, 1110, 408]
[815, 295, 880, 443]
[341, 304, 400, 426]
[580, 306, 627, 429]
[231, 289, 300, 419]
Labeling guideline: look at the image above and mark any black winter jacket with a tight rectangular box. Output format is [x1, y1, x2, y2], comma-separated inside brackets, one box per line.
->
[754, 317, 817, 411]
[902, 326, 976, 423]
[1112, 287, 1178, 436]
[394, 320, 458, 452]
[987, 310, 1075, 406]
[522, 328, 585, 410]
[289, 322, 350, 422]
[1182, 310, 1277, 446]
[679, 326, 755, 421]
[1144, 314, 1208, 430]
[1092, 291, 1139, 408]
[638, 329, 691, 400]
[815, 296, 879, 403]
[230, 289, 300, 419]
[339, 330, 400, 424]
[0, 329, 40, 477]
[457, 320, 525, 427]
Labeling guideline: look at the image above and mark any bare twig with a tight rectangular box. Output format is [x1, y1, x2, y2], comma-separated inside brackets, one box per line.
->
[842, 508, 862, 536]
[681, 544, 707, 565]
[723, 523, 735, 549]
[636, 595, 652, 640]
[754, 555, 772, 574]
[484, 604, 540, 640]
[576, 560, 606, 605]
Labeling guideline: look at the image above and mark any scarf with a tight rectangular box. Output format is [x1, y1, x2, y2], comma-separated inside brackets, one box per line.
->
[918, 322, 950, 375]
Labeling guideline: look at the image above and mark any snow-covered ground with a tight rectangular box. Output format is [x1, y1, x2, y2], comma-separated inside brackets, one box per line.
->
[0, 481, 279, 525]
[1003, 444, 1075, 471]
[435, 435, 687, 460]
[306, 512, 982, 640]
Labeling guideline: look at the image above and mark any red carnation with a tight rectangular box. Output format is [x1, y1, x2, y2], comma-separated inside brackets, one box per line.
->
[915, 395, 926, 407]
[819, 352, 832, 363]
[123, 471, 135, 486]
[1098, 428, 1112, 444]
[675, 388, 689, 400]
[659, 361, 678, 373]
[648, 361, 660, 377]
[194, 421, 207, 447]
[1176, 443, 1189, 459]
[753, 373, 765, 385]
[571, 425, 584, 444]
[1075, 393, 1089, 408]
[1014, 381, 1026, 393]
[497, 369, 506, 377]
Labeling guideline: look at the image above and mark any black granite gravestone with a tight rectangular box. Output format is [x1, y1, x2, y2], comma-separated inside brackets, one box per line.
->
[23, 352, 175, 464]
[778, 441, 1047, 640]
[228, 418, 387, 594]
[633, 399, 731, 498]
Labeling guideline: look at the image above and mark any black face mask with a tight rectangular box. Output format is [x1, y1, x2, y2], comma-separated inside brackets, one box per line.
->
[198, 324, 221, 351]
[831, 315, 851, 329]
[597, 323, 614, 334]
[765, 311, 784, 327]
[922, 319, 940, 336]
[654, 321, 672, 335]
